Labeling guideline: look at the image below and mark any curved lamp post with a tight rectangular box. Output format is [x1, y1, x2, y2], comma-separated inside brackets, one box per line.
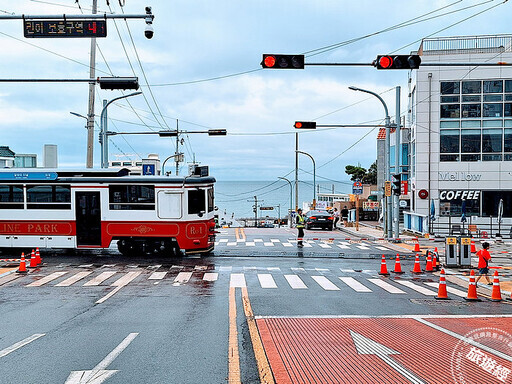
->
[349, 86, 392, 239]
[296, 150, 316, 210]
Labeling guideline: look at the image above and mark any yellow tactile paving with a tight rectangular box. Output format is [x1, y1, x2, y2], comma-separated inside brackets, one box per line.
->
[0, 267, 16, 275]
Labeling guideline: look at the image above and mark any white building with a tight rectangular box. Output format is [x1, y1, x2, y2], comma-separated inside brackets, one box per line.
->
[404, 34, 512, 236]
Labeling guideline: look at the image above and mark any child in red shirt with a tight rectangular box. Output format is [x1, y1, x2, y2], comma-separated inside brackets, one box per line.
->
[475, 242, 492, 286]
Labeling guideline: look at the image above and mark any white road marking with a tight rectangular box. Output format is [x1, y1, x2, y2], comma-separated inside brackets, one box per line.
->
[375, 246, 390, 251]
[338, 241, 351, 246]
[267, 267, 281, 271]
[111, 272, 141, 287]
[56, 271, 93, 287]
[356, 245, 370, 250]
[291, 268, 305, 273]
[194, 265, 208, 271]
[258, 274, 278, 288]
[367, 279, 406, 294]
[312, 276, 340, 291]
[270, 239, 280, 243]
[203, 272, 218, 281]
[338, 277, 372, 292]
[227, 242, 237, 246]
[148, 272, 167, 280]
[173, 272, 193, 285]
[0, 334, 45, 358]
[394, 280, 437, 296]
[219, 239, 229, 243]
[337, 244, 350, 249]
[315, 268, 329, 272]
[254, 239, 263, 242]
[284, 275, 308, 289]
[424, 282, 467, 297]
[230, 273, 246, 288]
[65, 333, 138, 384]
[318, 243, 331, 249]
[362, 270, 378, 274]
[303, 242, 313, 248]
[263, 242, 274, 247]
[26, 271, 68, 287]
[245, 242, 255, 246]
[83, 271, 116, 286]
[283, 243, 293, 247]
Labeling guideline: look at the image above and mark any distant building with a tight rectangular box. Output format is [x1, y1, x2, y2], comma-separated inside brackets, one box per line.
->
[14, 154, 37, 168]
[43, 144, 58, 168]
[0, 146, 15, 168]
[402, 34, 512, 235]
[109, 154, 161, 175]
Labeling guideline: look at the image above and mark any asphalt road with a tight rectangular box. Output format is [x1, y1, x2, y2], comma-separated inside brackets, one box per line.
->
[1, 227, 511, 383]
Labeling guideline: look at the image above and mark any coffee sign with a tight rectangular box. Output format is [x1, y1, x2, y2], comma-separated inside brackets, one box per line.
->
[439, 190, 480, 201]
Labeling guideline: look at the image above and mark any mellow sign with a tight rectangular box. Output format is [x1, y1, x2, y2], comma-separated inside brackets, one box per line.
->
[439, 190, 480, 201]
[438, 172, 482, 181]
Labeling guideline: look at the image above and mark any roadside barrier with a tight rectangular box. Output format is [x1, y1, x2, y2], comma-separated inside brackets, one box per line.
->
[29, 249, 37, 268]
[435, 269, 449, 300]
[425, 254, 433, 272]
[412, 254, 422, 274]
[465, 270, 479, 301]
[16, 253, 27, 274]
[491, 271, 503, 302]
[35, 248, 41, 265]
[378, 254, 389, 276]
[392, 254, 404, 274]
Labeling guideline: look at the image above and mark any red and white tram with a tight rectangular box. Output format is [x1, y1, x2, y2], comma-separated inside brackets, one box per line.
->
[0, 168, 216, 256]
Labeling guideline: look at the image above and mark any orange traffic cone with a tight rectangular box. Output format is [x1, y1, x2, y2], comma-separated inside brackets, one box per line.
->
[414, 242, 420, 252]
[491, 271, 502, 302]
[425, 254, 433, 272]
[435, 269, 449, 300]
[412, 254, 422, 274]
[432, 253, 438, 271]
[392, 254, 404, 274]
[465, 270, 479, 301]
[16, 253, 27, 274]
[379, 254, 389, 276]
[28, 249, 37, 268]
[35, 248, 41, 265]
[470, 241, 476, 253]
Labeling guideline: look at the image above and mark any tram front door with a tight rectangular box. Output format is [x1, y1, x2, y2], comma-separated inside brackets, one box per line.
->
[75, 192, 102, 246]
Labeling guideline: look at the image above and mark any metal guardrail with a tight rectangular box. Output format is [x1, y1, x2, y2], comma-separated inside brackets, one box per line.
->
[430, 218, 512, 239]
[420, 35, 512, 55]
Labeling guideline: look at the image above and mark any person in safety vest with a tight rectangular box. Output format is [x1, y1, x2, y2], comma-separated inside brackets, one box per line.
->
[296, 208, 305, 247]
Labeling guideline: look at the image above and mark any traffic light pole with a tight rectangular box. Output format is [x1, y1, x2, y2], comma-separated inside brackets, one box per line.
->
[394, 86, 401, 239]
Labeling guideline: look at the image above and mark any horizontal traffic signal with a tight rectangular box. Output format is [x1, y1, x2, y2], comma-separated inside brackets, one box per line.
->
[261, 54, 305, 69]
[294, 121, 316, 129]
[375, 55, 421, 70]
[98, 77, 139, 90]
[207, 129, 227, 136]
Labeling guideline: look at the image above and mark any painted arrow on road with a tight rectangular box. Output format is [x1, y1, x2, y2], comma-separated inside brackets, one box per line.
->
[350, 330, 426, 384]
[65, 333, 138, 384]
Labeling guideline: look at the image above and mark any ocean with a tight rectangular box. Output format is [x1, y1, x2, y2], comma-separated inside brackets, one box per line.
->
[214, 180, 352, 220]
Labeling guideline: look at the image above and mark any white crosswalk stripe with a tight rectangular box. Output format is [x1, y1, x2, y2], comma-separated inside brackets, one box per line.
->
[394, 280, 437, 296]
[173, 272, 193, 285]
[284, 274, 308, 289]
[203, 272, 218, 282]
[312, 276, 340, 291]
[338, 277, 372, 292]
[318, 243, 331, 249]
[148, 271, 167, 280]
[424, 282, 467, 297]
[230, 273, 246, 288]
[111, 271, 141, 287]
[257, 274, 278, 288]
[55, 271, 92, 287]
[367, 278, 406, 294]
[26, 272, 68, 287]
[83, 271, 116, 286]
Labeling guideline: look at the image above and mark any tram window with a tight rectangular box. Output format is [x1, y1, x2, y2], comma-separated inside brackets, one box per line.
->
[207, 188, 214, 212]
[0, 185, 24, 209]
[26, 185, 71, 209]
[188, 189, 205, 215]
[109, 185, 155, 210]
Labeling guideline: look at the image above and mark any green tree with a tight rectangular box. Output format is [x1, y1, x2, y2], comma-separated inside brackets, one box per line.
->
[345, 160, 377, 184]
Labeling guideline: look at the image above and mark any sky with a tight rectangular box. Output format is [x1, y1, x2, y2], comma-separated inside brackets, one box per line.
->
[1, 0, 511, 184]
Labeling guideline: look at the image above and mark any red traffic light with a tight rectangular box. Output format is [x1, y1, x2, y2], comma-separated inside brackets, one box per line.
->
[261, 54, 305, 69]
[378, 56, 393, 69]
[294, 121, 316, 129]
[263, 55, 276, 68]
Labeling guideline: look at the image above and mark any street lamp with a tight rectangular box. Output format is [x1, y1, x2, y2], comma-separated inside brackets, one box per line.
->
[296, 150, 316, 210]
[349, 86, 392, 239]
[278, 176, 293, 227]
[100, 91, 142, 168]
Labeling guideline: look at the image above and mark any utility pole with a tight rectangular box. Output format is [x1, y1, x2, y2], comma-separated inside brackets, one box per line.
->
[86, 0, 97, 168]
[295, 132, 299, 212]
[175, 121, 180, 175]
[394, 86, 401, 238]
[253, 196, 258, 227]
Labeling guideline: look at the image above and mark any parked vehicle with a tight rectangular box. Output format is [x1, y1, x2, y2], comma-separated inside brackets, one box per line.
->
[305, 210, 334, 230]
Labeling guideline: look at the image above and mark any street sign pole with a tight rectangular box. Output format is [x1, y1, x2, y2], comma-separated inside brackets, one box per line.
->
[394, 86, 401, 239]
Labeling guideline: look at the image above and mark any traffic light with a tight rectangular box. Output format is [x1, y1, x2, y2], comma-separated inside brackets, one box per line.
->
[98, 77, 139, 90]
[294, 121, 316, 129]
[374, 55, 421, 70]
[207, 129, 227, 136]
[392, 174, 401, 195]
[261, 54, 305, 69]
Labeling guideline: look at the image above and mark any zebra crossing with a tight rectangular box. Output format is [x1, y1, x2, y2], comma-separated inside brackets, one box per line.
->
[2, 265, 468, 299]
[215, 238, 394, 251]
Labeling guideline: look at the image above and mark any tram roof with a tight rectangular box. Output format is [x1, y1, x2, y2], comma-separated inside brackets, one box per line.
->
[0, 168, 215, 184]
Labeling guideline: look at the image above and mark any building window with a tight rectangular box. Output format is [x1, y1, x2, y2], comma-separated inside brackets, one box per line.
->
[462, 81, 481, 94]
[26, 185, 71, 209]
[440, 130, 460, 153]
[0, 185, 24, 209]
[481, 191, 512, 217]
[483, 103, 503, 117]
[441, 104, 460, 118]
[461, 129, 481, 153]
[441, 81, 460, 94]
[109, 185, 155, 210]
[188, 189, 205, 215]
[483, 80, 503, 93]
[461, 104, 480, 118]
